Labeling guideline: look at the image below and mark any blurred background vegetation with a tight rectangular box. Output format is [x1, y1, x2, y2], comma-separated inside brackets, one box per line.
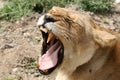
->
[0, 0, 115, 21]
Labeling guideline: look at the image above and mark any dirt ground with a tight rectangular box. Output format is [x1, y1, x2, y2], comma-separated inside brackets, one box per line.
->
[0, 2, 120, 80]
[0, 13, 57, 80]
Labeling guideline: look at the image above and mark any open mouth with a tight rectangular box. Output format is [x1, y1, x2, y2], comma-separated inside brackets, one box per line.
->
[38, 26, 64, 75]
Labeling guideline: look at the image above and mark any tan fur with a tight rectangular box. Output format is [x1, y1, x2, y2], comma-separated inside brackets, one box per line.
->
[44, 7, 120, 80]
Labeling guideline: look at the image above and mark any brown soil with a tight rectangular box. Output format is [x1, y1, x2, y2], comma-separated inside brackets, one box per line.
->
[0, 13, 56, 80]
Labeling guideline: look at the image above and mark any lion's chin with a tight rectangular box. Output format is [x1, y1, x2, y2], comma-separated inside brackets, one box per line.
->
[38, 27, 64, 75]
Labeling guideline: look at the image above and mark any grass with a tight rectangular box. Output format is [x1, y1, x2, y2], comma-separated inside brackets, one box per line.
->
[0, 0, 73, 21]
[0, 0, 33, 21]
[78, 0, 114, 13]
[0, 0, 115, 21]
[4, 77, 17, 80]
[33, 37, 41, 45]
[4, 74, 22, 80]
[27, 62, 37, 69]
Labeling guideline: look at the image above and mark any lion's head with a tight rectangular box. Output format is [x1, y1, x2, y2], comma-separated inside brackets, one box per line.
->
[37, 7, 117, 75]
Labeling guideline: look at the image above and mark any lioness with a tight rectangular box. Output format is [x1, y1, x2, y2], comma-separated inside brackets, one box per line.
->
[37, 7, 120, 80]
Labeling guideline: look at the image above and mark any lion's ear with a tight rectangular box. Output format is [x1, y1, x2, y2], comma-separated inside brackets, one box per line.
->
[93, 29, 117, 47]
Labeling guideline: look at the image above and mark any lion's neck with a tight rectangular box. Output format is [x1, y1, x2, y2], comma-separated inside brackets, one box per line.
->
[86, 47, 112, 71]
[71, 47, 117, 80]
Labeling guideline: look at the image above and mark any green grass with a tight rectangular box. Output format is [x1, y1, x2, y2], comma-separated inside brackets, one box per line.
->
[0, 0, 33, 21]
[4, 77, 17, 80]
[4, 74, 22, 80]
[33, 37, 41, 45]
[0, 0, 73, 21]
[27, 62, 37, 69]
[0, 0, 115, 21]
[79, 0, 114, 13]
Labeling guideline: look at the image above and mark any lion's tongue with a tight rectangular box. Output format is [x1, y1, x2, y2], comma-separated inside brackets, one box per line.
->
[39, 41, 61, 70]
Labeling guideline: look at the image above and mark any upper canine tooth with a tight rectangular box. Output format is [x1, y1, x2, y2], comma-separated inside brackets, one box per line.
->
[40, 26, 48, 33]
[47, 32, 54, 43]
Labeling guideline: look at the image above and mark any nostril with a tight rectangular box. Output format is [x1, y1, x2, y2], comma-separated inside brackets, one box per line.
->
[44, 15, 56, 23]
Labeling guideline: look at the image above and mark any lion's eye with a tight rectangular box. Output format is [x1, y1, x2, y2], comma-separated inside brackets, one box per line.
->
[44, 15, 56, 23]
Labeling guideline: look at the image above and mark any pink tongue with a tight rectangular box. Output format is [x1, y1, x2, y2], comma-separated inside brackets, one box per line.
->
[39, 41, 61, 70]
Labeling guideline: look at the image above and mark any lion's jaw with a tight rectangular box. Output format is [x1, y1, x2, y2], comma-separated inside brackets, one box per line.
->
[37, 7, 98, 75]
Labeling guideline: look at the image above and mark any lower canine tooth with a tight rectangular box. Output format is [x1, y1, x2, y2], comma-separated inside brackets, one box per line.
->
[47, 32, 54, 43]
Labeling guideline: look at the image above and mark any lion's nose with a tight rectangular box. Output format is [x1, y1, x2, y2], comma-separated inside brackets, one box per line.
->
[37, 14, 56, 27]
[44, 15, 56, 23]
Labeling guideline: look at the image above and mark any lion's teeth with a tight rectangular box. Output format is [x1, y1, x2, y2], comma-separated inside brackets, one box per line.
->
[40, 26, 48, 33]
[47, 32, 54, 43]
